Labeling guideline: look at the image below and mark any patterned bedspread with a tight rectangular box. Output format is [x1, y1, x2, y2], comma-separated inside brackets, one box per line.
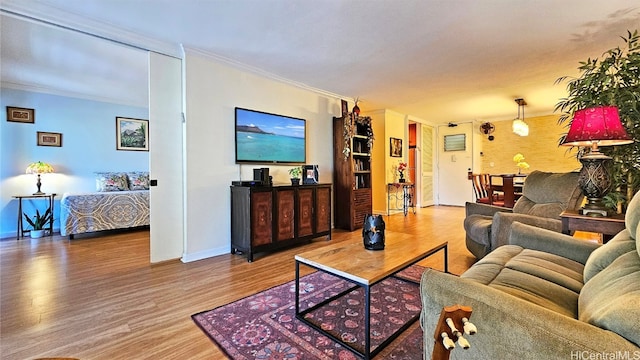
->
[60, 191, 150, 237]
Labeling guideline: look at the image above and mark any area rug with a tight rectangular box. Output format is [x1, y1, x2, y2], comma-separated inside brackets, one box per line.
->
[192, 265, 426, 359]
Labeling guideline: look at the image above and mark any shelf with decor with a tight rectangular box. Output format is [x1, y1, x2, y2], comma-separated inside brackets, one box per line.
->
[333, 112, 374, 231]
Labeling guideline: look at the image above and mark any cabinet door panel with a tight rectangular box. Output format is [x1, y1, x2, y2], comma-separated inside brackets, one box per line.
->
[251, 191, 272, 246]
[315, 187, 331, 233]
[275, 189, 295, 241]
[297, 188, 314, 237]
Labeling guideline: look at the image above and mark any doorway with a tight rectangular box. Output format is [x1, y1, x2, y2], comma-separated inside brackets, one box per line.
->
[437, 123, 473, 206]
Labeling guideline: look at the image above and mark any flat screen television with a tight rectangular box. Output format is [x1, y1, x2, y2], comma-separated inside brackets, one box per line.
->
[235, 107, 306, 164]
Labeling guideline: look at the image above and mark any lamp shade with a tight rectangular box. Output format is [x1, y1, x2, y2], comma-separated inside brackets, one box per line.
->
[561, 106, 633, 147]
[25, 161, 54, 174]
[512, 119, 529, 136]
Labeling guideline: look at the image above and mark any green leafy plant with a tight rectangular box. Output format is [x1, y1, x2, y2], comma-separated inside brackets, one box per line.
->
[555, 30, 640, 211]
[288, 166, 302, 179]
[24, 208, 52, 230]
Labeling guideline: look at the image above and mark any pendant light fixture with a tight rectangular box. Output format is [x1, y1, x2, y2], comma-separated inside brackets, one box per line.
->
[512, 98, 529, 136]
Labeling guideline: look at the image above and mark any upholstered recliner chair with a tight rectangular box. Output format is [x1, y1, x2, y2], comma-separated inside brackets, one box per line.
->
[464, 171, 583, 259]
[420, 189, 640, 358]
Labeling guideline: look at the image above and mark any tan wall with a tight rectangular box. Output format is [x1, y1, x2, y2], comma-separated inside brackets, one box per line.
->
[365, 109, 407, 214]
[481, 114, 581, 175]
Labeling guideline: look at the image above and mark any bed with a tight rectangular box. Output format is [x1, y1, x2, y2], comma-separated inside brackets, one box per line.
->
[60, 190, 150, 239]
[60, 172, 151, 239]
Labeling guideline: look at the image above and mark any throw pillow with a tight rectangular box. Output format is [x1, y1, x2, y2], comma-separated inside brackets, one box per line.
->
[95, 172, 129, 192]
[127, 171, 150, 190]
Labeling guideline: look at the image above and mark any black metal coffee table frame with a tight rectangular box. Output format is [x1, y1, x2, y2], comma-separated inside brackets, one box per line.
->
[294, 242, 447, 359]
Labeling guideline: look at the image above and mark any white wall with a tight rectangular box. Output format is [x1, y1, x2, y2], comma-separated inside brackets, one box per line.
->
[0, 88, 149, 238]
[181, 50, 340, 261]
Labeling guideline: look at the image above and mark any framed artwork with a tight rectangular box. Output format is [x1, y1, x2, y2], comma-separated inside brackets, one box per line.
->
[303, 165, 319, 184]
[7, 106, 35, 123]
[116, 117, 149, 151]
[341, 99, 348, 116]
[390, 137, 403, 157]
[37, 131, 62, 147]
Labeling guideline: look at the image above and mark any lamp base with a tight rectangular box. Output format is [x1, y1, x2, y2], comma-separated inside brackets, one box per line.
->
[578, 150, 612, 218]
[32, 191, 45, 196]
[580, 199, 608, 217]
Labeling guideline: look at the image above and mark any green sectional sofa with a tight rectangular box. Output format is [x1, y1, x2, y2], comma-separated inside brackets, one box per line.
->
[420, 190, 640, 359]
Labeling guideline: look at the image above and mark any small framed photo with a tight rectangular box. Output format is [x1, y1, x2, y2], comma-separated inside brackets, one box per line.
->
[37, 131, 62, 147]
[7, 106, 35, 123]
[390, 137, 403, 157]
[116, 117, 149, 151]
[303, 165, 319, 184]
[341, 99, 348, 116]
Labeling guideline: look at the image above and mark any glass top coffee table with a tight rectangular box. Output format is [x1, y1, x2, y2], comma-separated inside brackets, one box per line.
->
[294, 232, 448, 359]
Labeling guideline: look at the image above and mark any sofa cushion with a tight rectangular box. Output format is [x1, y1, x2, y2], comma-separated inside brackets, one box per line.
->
[583, 231, 636, 282]
[462, 245, 584, 318]
[625, 189, 640, 257]
[512, 171, 582, 218]
[579, 250, 640, 347]
[463, 214, 493, 248]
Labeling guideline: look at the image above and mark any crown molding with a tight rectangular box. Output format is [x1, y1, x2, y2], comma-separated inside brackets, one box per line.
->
[0, 2, 181, 58]
[1, 81, 147, 108]
[183, 47, 348, 102]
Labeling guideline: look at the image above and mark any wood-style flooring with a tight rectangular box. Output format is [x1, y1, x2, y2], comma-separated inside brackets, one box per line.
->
[0, 205, 475, 360]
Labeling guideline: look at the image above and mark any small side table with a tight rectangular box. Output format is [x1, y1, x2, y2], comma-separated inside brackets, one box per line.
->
[387, 183, 415, 216]
[14, 193, 57, 239]
[560, 210, 625, 243]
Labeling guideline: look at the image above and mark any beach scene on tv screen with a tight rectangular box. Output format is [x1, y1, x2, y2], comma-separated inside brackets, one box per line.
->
[236, 109, 306, 163]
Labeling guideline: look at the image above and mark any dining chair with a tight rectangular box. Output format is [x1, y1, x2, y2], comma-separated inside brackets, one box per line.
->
[471, 174, 503, 206]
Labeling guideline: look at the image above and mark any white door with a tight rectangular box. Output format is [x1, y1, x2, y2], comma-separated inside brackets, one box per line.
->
[420, 124, 434, 206]
[148, 52, 184, 263]
[437, 123, 473, 206]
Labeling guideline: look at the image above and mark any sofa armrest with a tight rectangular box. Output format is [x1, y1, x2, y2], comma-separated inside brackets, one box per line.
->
[491, 212, 564, 249]
[465, 202, 512, 217]
[507, 222, 600, 264]
[420, 269, 638, 359]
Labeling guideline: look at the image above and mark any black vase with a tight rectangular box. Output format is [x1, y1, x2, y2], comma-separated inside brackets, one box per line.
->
[362, 214, 385, 250]
[291, 178, 300, 186]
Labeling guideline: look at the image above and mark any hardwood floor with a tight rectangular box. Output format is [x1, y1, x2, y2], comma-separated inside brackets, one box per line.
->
[0, 205, 474, 360]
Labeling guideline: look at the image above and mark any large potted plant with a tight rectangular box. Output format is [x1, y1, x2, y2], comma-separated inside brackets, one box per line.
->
[24, 208, 52, 238]
[555, 30, 640, 212]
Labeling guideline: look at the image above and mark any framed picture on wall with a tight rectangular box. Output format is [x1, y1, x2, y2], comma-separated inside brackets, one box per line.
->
[116, 117, 149, 151]
[6, 106, 35, 123]
[390, 137, 402, 157]
[341, 99, 348, 116]
[37, 131, 62, 147]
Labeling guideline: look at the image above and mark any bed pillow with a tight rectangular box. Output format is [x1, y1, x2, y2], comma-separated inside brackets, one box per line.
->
[127, 171, 150, 190]
[95, 172, 129, 192]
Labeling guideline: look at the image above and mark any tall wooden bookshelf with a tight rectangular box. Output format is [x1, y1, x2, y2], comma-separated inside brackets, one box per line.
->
[333, 113, 373, 230]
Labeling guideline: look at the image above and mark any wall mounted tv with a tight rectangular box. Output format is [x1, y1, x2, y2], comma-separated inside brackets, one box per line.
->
[235, 107, 306, 164]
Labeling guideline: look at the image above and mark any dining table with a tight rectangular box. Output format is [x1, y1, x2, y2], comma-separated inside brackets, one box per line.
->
[490, 174, 526, 208]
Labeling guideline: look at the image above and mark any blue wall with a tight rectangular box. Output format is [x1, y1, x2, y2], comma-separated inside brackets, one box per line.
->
[0, 88, 148, 238]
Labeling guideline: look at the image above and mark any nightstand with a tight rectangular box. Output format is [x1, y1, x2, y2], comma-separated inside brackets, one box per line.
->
[13, 193, 57, 239]
[560, 210, 625, 243]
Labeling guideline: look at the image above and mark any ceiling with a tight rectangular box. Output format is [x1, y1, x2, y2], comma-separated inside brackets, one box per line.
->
[2, 0, 640, 123]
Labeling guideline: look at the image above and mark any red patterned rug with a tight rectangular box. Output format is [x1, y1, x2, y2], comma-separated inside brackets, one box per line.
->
[192, 265, 426, 359]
